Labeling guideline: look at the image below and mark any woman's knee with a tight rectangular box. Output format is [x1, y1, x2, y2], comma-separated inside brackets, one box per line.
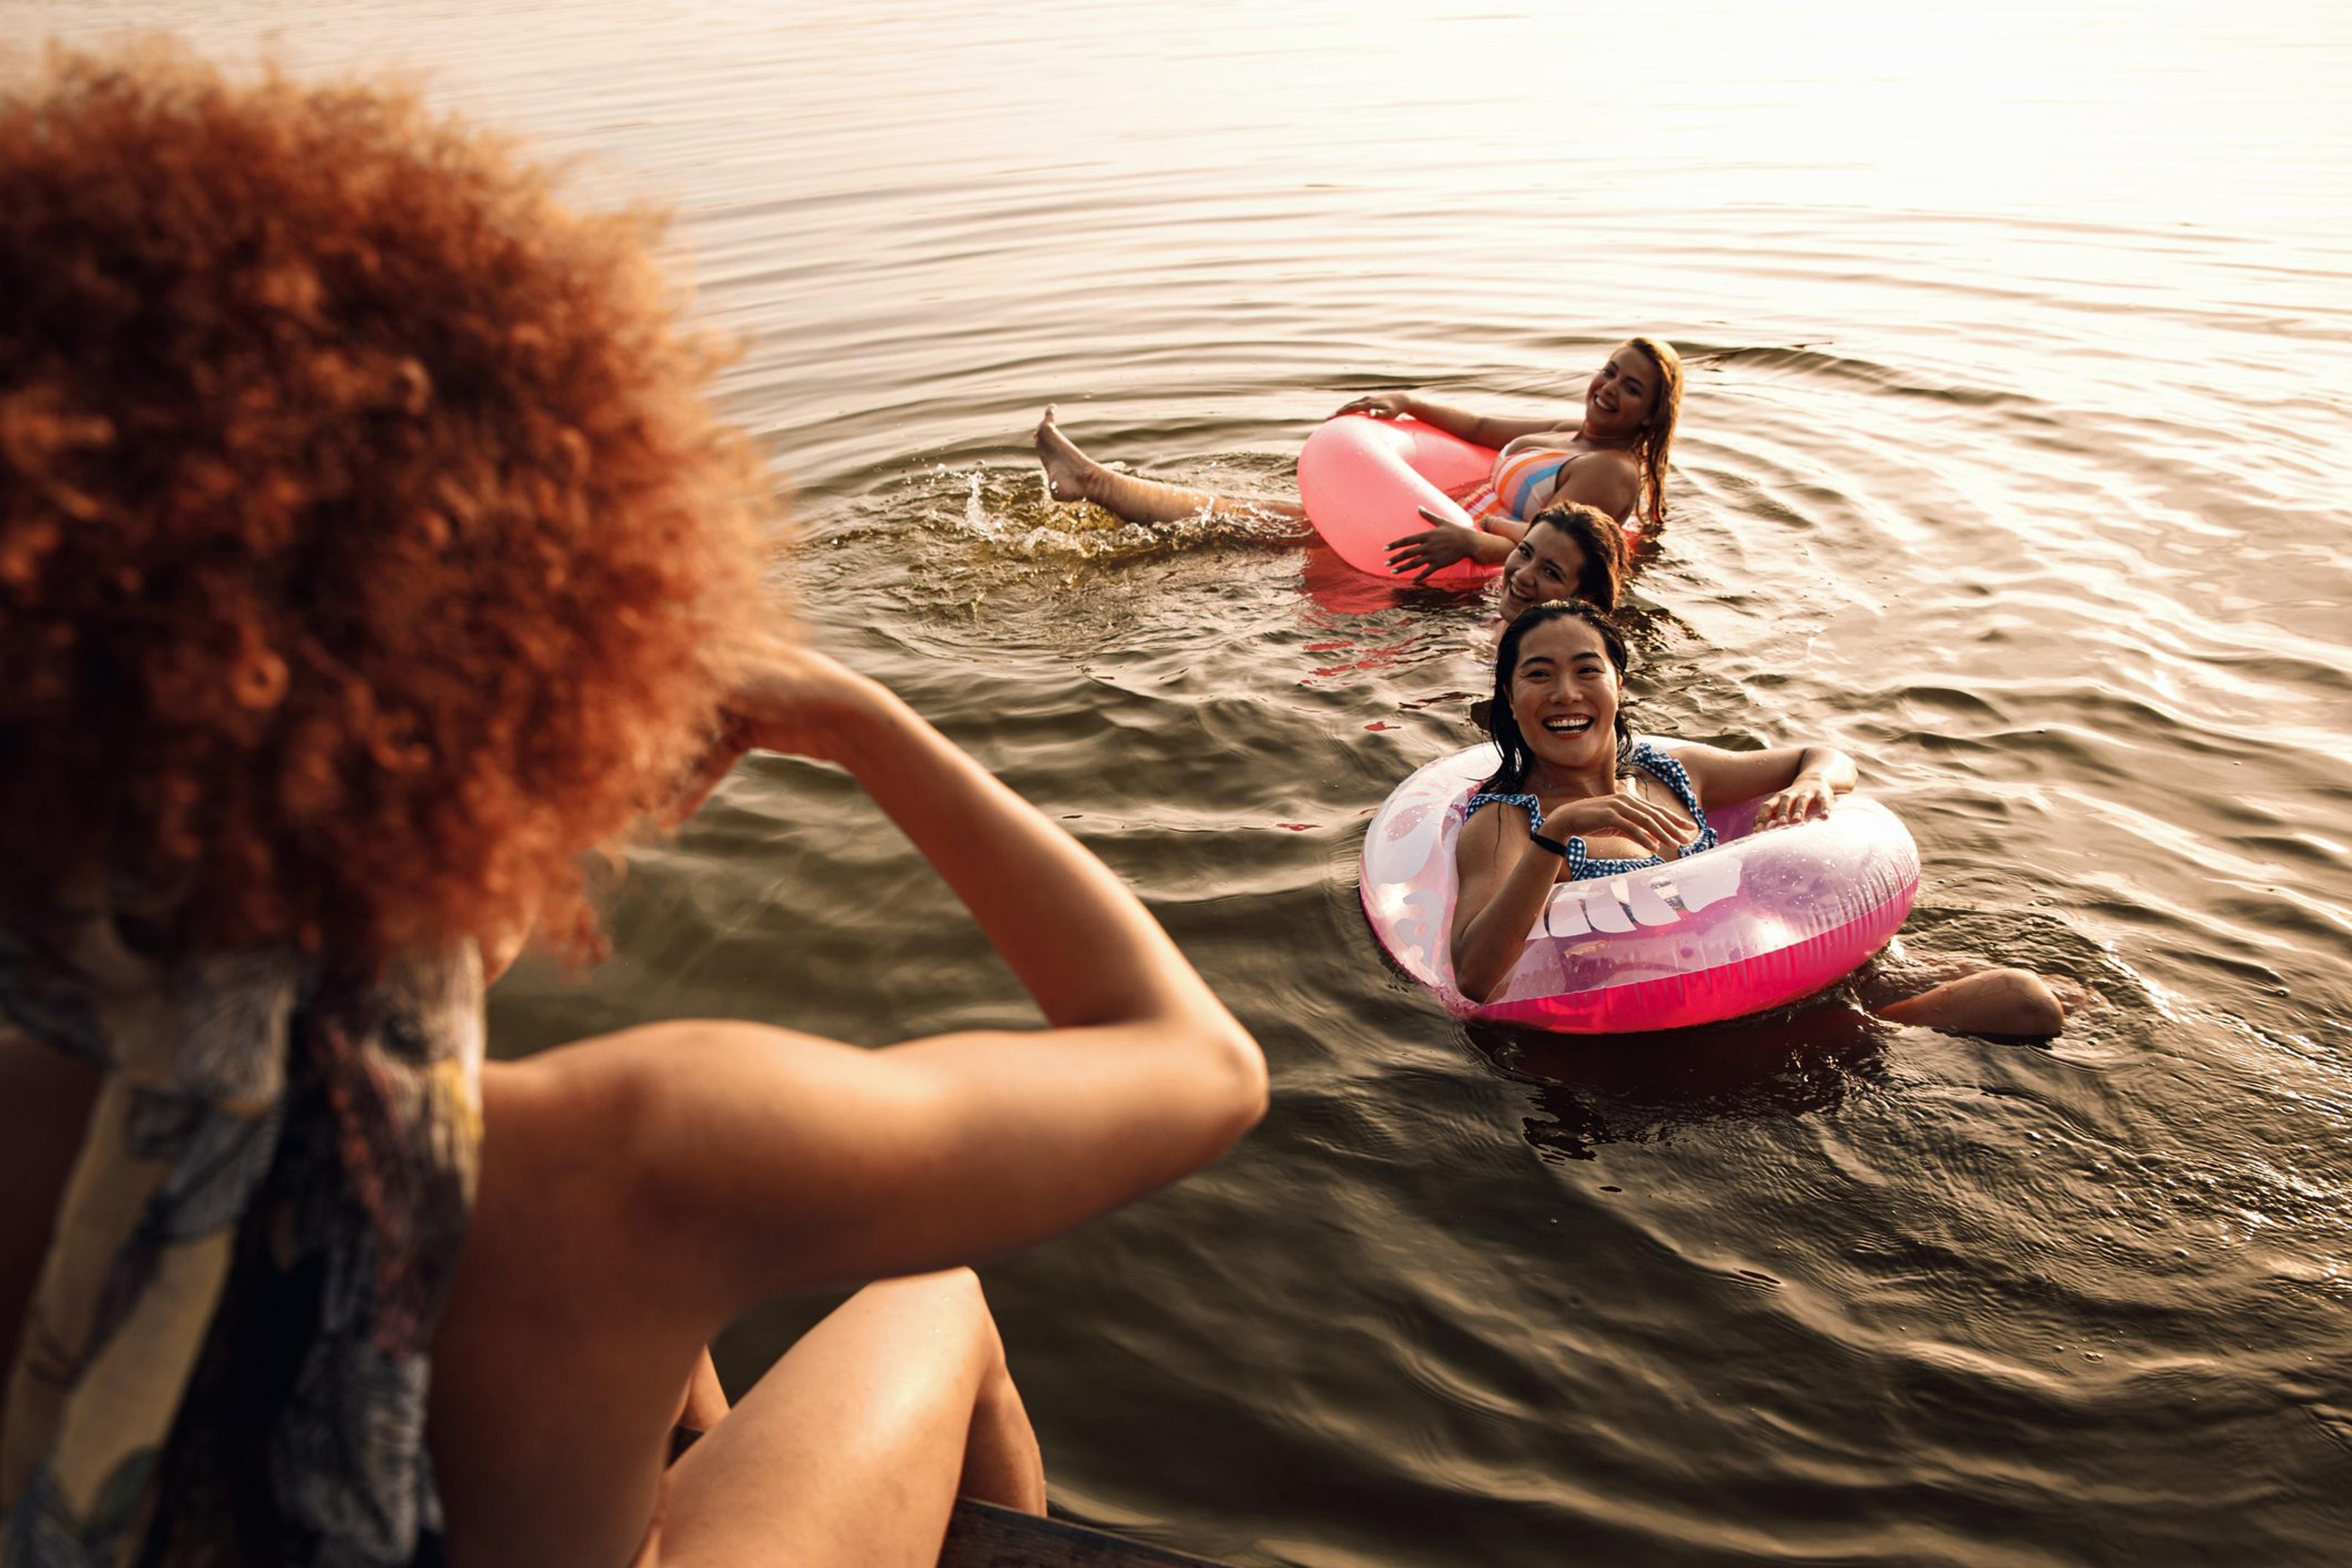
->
[850, 1268, 1005, 1370]
[1942, 967, 2067, 1035]
[1985, 968, 2067, 1035]
[1875, 965, 2067, 1036]
[868, 1265, 984, 1314]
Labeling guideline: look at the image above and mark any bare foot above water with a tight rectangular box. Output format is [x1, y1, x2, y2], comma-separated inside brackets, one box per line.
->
[1033, 404, 1102, 505]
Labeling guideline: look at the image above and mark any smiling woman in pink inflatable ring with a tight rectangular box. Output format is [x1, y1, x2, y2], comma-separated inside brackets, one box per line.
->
[1032, 336, 1681, 583]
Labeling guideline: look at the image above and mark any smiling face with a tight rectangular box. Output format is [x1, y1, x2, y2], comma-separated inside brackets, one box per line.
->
[1507, 614, 1622, 771]
[1495, 518, 1593, 624]
[1581, 342, 1659, 440]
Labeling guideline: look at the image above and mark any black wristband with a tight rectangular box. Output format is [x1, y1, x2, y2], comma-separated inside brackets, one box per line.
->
[1528, 831, 1571, 859]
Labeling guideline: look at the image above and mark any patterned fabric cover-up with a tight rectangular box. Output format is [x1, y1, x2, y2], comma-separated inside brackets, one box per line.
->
[0, 883, 483, 1568]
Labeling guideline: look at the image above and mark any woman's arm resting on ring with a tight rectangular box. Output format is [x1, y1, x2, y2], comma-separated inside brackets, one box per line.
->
[1477, 515, 1531, 546]
[1447, 793, 1688, 1001]
[1430, 400, 1580, 448]
[1666, 741, 1856, 816]
[1385, 513, 1515, 576]
[1340, 392, 1576, 450]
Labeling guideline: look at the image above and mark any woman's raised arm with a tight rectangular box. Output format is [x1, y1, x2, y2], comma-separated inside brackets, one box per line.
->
[517, 646, 1268, 1313]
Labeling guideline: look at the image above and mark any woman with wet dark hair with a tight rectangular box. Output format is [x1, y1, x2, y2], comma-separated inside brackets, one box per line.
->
[1450, 602, 2070, 1033]
[1492, 501, 1627, 620]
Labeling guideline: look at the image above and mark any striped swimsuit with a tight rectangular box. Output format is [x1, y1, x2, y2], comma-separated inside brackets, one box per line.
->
[1464, 742, 1718, 881]
[1455, 445, 1577, 529]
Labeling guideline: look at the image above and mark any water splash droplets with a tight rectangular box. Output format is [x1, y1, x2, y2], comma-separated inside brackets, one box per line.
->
[898, 462, 1306, 565]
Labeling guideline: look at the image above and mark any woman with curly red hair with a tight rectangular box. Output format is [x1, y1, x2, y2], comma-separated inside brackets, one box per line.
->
[0, 47, 1264, 1567]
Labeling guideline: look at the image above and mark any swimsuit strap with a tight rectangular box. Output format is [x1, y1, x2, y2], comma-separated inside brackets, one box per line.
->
[1463, 790, 1545, 834]
[1624, 741, 1717, 850]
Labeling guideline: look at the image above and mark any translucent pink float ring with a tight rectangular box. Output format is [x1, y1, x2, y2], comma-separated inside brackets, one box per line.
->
[1360, 742, 1923, 1033]
[1297, 414, 1504, 589]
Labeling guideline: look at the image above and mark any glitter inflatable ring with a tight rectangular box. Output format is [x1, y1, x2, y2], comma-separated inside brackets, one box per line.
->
[1361, 742, 1923, 1033]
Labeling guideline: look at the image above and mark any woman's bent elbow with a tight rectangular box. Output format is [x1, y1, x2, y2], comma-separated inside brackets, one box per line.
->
[1452, 947, 1502, 1005]
[1210, 1020, 1270, 1141]
[1159, 1015, 1267, 1161]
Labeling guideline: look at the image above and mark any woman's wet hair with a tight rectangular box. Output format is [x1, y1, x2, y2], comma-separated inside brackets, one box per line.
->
[1618, 335, 1683, 530]
[1523, 502, 1627, 611]
[1481, 600, 1636, 794]
[0, 47, 769, 963]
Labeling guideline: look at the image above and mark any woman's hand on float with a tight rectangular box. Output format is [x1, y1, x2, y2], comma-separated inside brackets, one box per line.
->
[1385, 508, 1482, 580]
[1330, 391, 1417, 421]
[1539, 792, 1692, 859]
[1754, 770, 1838, 831]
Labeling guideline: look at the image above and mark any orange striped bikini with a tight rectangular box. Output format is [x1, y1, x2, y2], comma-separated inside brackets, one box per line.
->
[1454, 445, 1577, 528]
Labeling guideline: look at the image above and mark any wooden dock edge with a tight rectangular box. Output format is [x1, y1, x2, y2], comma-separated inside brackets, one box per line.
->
[940, 1497, 1240, 1568]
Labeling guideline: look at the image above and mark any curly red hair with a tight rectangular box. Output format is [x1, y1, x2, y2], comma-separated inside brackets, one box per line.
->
[0, 46, 770, 963]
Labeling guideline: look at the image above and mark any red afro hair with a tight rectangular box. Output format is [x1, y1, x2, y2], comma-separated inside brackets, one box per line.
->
[0, 45, 772, 963]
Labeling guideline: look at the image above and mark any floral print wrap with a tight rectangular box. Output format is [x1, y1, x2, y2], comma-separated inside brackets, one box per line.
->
[0, 900, 483, 1568]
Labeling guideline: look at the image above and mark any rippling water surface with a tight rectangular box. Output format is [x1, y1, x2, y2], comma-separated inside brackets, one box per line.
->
[26, 1, 2352, 1560]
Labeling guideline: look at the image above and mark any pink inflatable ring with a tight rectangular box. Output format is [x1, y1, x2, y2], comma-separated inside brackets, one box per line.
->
[1297, 414, 1504, 589]
[1360, 742, 1922, 1033]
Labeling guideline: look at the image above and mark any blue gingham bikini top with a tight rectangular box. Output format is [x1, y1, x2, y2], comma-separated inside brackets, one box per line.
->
[1464, 741, 1718, 881]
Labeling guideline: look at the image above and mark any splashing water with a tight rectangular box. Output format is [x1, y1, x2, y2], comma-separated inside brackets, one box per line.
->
[920, 462, 1308, 563]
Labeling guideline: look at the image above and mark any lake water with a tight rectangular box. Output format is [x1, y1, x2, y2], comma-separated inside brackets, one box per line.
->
[21, 1, 2352, 1561]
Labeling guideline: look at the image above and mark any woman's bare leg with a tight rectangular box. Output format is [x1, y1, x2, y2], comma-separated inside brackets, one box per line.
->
[673, 1348, 731, 1442]
[958, 1330, 1043, 1509]
[434, 1065, 1047, 1568]
[657, 1270, 1044, 1567]
[1034, 405, 1304, 526]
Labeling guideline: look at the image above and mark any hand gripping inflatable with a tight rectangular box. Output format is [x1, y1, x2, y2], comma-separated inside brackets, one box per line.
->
[1361, 744, 1921, 1033]
[1297, 415, 1502, 589]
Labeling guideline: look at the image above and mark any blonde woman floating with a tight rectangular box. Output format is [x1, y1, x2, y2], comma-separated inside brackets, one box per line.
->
[1033, 336, 1681, 580]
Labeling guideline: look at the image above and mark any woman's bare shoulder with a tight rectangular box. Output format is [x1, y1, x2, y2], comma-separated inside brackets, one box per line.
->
[1566, 444, 1640, 475]
[1453, 797, 1525, 871]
